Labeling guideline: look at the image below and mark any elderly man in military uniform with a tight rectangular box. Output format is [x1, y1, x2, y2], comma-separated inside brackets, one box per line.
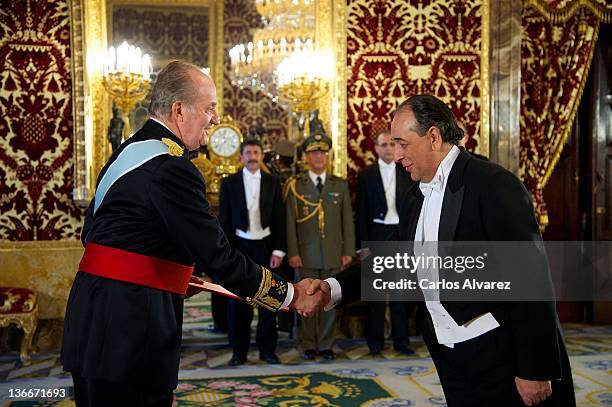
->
[61, 61, 323, 406]
[285, 133, 355, 361]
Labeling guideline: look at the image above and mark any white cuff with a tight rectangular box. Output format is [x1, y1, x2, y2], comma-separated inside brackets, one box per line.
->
[280, 282, 294, 309]
[272, 250, 286, 259]
[323, 277, 342, 311]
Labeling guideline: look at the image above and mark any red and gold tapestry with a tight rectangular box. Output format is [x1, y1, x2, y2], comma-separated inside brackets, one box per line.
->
[347, 0, 484, 186]
[222, 0, 289, 150]
[0, 0, 82, 240]
[519, 0, 607, 228]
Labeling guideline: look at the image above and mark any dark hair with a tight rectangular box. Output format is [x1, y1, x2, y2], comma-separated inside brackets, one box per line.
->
[395, 94, 464, 145]
[240, 138, 263, 154]
[375, 128, 391, 145]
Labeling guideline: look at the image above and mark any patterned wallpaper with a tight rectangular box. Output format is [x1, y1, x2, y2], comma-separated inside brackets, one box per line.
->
[0, 0, 83, 240]
[346, 0, 483, 186]
[222, 0, 289, 150]
[112, 5, 210, 132]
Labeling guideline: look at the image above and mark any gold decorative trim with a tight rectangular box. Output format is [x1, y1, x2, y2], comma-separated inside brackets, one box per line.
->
[79, 0, 223, 202]
[315, 0, 347, 177]
[525, 0, 611, 24]
[0, 240, 82, 251]
[245, 267, 282, 312]
[212, 0, 224, 117]
[540, 26, 600, 189]
[479, 0, 490, 158]
[0, 303, 38, 365]
[69, 0, 88, 204]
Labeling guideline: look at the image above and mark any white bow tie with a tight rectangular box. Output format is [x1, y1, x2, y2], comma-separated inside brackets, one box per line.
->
[419, 177, 443, 196]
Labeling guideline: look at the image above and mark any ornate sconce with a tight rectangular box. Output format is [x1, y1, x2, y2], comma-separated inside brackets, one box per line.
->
[102, 41, 152, 142]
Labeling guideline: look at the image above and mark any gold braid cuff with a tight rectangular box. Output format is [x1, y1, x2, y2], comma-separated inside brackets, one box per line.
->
[286, 178, 326, 238]
[245, 266, 287, 312]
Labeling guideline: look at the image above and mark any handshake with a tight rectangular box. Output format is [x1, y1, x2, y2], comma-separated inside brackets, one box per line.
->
[289, 278, 332, 317]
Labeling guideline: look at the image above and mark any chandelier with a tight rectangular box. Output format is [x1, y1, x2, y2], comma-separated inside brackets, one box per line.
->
[276, 48, 333, 113]
[228, 0, 315, 102]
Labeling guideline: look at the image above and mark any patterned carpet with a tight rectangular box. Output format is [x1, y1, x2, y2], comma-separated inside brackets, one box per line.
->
[0, 295, 611, 406]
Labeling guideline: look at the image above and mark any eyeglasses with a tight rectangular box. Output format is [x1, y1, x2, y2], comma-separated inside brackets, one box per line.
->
[376, 142, 395, 148]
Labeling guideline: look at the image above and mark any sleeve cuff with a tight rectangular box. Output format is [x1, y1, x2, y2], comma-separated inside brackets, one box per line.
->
[280, 282, 294, 309]
[323, 277, 342, 311]
[272, 250, 286, 259]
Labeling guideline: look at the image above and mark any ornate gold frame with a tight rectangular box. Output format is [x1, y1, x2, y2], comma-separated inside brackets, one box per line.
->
[316, 0, 347, 177]
[74, 0, 224, 201]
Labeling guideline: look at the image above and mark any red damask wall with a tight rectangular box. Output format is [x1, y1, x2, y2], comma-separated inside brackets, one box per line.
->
[347, 0, 483, 185]
[0, 0, 83, 241]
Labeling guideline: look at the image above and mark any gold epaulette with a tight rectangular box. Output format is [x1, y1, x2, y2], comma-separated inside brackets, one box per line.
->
[161, 137, 184, 157]
[245, 267, 287, 312]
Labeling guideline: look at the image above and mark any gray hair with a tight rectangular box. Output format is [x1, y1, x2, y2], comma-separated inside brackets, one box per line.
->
[148, 61, 204, 118]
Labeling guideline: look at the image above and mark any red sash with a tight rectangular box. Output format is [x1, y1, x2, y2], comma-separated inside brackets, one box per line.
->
[79, 243, 194, 295]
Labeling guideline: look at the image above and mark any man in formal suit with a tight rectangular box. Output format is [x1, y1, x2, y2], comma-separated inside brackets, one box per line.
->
[219, 138, 286, 365]
[307, 95, 574, 406]
[356, 129, 416, 356]
[61, 61, 323, 406]
[286, 133, 355, 361]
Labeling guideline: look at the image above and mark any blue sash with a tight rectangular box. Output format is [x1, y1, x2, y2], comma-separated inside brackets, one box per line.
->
[93, 139, 169, 214]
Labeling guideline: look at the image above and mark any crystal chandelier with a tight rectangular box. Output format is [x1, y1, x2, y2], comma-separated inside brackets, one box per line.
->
[228, 0, 315, 102]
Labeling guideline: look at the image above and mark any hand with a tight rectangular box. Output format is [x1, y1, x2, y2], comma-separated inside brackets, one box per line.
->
[185, 275, 206, 298]
[290, 278, 329, 317]
[515, 377, 552, 406]
[306, 279, 331, 299]
[341, 255, 353, 267]
[269, 255, 282, 269]
[288, 255, 303, 268]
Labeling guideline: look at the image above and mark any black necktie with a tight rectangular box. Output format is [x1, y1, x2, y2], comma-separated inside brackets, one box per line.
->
[316, 176, 323, 193]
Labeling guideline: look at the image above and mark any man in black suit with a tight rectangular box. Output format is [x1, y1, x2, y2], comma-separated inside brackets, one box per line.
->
[219, 138, 286, 365]
[356, 129, 416, 356]
[307, 95, 574, 406]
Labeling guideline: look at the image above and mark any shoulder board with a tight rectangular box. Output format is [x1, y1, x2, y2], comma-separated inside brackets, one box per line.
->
[161, 137, 184, 157]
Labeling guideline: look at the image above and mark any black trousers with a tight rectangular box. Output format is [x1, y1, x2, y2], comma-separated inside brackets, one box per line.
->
[366, 301, 417, 352]
[420, 314, 576, 407]
[227, 236, 278, 357]
[72, 373, 173, 407]
[365, 223, 416, 352]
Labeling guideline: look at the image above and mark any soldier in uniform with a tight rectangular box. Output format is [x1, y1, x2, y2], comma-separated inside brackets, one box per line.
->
[61, 61, 322, 406]
[285, 133, 355, 361]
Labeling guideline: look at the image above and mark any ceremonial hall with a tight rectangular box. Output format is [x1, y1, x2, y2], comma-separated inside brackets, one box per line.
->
[0, 0, 611, 405]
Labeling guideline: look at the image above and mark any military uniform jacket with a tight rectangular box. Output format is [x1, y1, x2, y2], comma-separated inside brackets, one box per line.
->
[60, 120, 287, 391]
[285, 173, 355, 270]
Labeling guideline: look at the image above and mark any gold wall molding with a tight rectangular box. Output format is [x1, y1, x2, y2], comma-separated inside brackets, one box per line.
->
[77, 0, 223, 197]
[480, 0, 491, 158]
[525, 0, 611, 24]
[315, 0, 347, 177]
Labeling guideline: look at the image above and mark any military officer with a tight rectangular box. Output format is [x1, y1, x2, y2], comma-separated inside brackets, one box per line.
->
[285, 133, 355, 361]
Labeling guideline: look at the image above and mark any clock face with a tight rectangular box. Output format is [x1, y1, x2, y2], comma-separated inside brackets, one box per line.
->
[209, 126, 241, 157]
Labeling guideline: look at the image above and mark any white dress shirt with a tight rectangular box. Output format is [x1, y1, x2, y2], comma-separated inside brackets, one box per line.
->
[373, 159, 399, 225]
[414, 145, 499, 348]
[236, 168, 285, 259]
[308, 170, 326, 189]
[239, 168, 291, 309]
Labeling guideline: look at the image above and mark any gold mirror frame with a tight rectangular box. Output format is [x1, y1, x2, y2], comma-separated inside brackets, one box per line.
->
[74, 0, 223, 203]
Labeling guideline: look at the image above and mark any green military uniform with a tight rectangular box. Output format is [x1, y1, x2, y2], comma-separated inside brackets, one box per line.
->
[285, 134, 355, 352]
